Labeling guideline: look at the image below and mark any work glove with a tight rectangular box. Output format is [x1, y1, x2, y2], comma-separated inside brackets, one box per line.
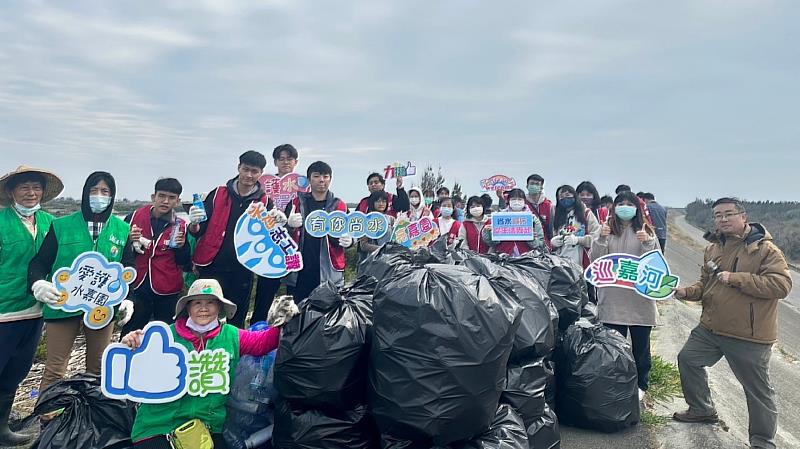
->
[268, 295, 300, 327]
[287, 212, 303, 228]
[132, 237, 153, 254]
[188, 206, 206, 224]
[32, 280, 60, 305]
[117, 299, 135, 326]
[550, 235, 565, 248]
[338, 233, 353, 248]
[268, 209, 288, 226]
[563, 235, 579, 246]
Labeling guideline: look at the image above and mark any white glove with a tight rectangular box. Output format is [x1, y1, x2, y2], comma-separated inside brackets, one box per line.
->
[338, 233, 353, 248]
[117, 299, 135, 326]
[550, 235, 565, 248]
[188, 205, 206, 224]
[268, 209, 288, 226]
[268, 295, 300, 327]
[564, 235, 578, 246]
[132, 237, 152, 254]
[287, 212, 303, 228]
[32, 280, 60, 305]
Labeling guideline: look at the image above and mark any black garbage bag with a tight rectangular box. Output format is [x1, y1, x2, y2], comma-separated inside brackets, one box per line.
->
[554, 320, 640, 433]
[580, 300, 598, 323]
[462, 256, 555, 361]
[21, 373, 136, 449]
[447, 404, 529, 449]
[358, 242, 439, 281]
[500, 358, 553, 426]
[275, 277, 376, 411]
[526, 404, 561, 449]
[369, 264, 522, 445]
[272, 400, 377, 449]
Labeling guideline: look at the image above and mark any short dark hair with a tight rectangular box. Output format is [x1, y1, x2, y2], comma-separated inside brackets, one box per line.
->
[367, 190, 389, 212]
[437, 186, 450, 196]
[615, 184, 631, 194]
[7, 172, 46, 191]
[600, 195, 614, 205]
[154, 178, 182, 195]
[636, 191, 645, 198]
[367, 173, 384, 185]
[642, 192, 655, 201]
[273, 144, 298, 160]
[307, 161, 332, 178]
[423, 189, 435, 197]
[712, 197, 745, 213]
[526, 174, 544, 185]
[239, 150, 267, 169]
[506, 188, 527, 200]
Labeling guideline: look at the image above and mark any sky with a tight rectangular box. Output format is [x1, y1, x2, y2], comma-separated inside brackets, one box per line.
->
[1, 0, 798, 207]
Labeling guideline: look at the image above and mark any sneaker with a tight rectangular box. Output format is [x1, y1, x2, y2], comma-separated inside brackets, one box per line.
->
[672, 409, 719, 423]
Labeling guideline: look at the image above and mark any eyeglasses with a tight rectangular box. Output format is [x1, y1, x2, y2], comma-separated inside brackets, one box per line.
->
[713, 212, 743, 221]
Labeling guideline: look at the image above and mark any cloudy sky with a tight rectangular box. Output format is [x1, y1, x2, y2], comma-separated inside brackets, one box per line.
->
[1, 0, 797, 207]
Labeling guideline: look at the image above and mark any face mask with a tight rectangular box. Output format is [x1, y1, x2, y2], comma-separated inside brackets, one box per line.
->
[509, 199, 525, 211]
[580, 197, 593, 207]
[470, 206, 484, 217]
[424, 197, 434, 206]
[560, 198, 575, 208]
[410, 197, 421, 207]
[527, 184, 542, 195]
[186, 316, 220, 333]
[89, 195, 112, 213]
[14, 202, 41, 217]
[615, 205, 637, 221]
[440, 207, 453, 217]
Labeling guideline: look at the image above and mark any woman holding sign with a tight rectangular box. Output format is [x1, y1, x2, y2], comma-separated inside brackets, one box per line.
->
[590, 190, 658, 401]
[27, 171, 134, 394]
[486, 188, 545, 256]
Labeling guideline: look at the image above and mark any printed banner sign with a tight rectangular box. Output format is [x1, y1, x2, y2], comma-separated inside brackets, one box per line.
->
[491, 212, 535, 241]
[259, 173, 310, 211]
[102, 321, 231, 404]
[304, 210, 390, 239]
[383, 161, 416, 179]
[584, 250, 680, 300]
[480, 175, 517, 192]
[51, 251, 136, 330]
[234, 202, 303, 279]
[392, 216, 440, 250]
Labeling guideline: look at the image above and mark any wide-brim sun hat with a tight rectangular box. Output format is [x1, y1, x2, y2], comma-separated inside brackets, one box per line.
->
[0, 165, 64, 206]
[174, 279, 237, 320]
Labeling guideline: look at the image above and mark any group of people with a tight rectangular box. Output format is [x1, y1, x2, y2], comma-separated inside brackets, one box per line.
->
[0, 144, 791, 449]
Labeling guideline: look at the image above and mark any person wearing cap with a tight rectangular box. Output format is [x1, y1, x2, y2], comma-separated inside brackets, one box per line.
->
[0, 166, 63, 446]
[27, 171, 134, 394]
[121, 279, 295, 448]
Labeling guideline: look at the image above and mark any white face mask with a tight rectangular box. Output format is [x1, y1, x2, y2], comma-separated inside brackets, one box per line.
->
[14, 202, 41, 217]
[410, 196, 421, 207]
[509, 199, 525, 211]
[469, 206, 484, 217]
[186, 316, 220, 333]
[89, 195, 112, 213]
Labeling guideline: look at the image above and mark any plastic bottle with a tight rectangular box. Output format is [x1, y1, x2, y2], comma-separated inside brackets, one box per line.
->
[192, 193, 208, 223]
[167, 217, 184, 249]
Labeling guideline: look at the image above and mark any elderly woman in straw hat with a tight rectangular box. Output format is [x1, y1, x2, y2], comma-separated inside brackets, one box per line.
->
[0, 165, 63, 446]
[120, 279, 297, 448]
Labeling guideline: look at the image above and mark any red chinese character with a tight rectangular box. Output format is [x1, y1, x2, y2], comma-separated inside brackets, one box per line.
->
[591, 259, 615, 284]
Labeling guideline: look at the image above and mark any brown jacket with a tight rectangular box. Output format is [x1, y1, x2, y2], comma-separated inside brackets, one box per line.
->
[684, 223, 792, 344]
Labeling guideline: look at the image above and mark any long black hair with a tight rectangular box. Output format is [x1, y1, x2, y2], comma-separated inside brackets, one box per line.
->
[576, 180, 601, 213]
[553, 184, 588, 231]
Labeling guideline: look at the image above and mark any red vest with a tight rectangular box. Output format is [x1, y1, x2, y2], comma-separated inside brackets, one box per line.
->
[433, 218, 461, 246]
[131, 206, 185, 295]
[495, 241, 531, 256]
[527, 197, 553, 247]
[463, 220, 489, 254]
[289, 195, 347, 272]
[357, 192, 396, 216]
[192, 186, 267, 267]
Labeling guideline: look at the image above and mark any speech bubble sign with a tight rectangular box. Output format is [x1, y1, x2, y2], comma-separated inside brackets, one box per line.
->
[51, 251, 137, 330]
[383, 161, 416, 179]
[259, 173, 310, 211]
[491, 212, 535, 242]
[584, 250, 680, 300]
[234, 202, 303, 279]
[480, 175, 516, 192]
[304, 210, 389, 239]
[391, 216, 439, 250]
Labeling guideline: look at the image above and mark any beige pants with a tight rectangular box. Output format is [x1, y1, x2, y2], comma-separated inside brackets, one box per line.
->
[39, 317, 114, 393]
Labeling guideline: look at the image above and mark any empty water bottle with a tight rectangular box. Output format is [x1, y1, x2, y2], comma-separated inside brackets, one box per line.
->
[168, 218, 184, 249]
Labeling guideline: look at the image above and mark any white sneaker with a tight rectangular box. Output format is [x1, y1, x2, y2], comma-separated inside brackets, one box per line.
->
[638, 388, 646, 401]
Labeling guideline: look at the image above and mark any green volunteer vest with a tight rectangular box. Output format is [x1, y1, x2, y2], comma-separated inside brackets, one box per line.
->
[0, 207, 54, 315]
[44, 211, 130, 320]
[131, 324, 240, 441]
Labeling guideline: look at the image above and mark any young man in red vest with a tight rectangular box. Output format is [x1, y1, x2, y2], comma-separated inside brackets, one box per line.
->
[355, 172, 409, 216]
[121, 178, 189, 335]
[285, 161, 352, 302]
[187, 151, 283, 328]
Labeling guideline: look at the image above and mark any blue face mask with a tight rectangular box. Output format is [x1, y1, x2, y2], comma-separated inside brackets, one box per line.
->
[14, 202, 41, 217]
[89, 195, 112, 213]
[560, 198, 575, 208]
[440, 207, 453, 217]
[615, 205, 637, 221]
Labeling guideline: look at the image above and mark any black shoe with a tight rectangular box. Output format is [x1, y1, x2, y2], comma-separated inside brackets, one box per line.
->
[672, 409, 719, 423]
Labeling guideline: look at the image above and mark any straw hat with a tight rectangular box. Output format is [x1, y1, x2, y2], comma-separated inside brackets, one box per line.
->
[174, 279, 238, 320]
[0, 165, 64, 206]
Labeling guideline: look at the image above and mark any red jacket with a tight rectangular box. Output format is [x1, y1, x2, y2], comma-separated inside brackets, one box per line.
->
[287, 192, 347, 272]
[527, 197, 553, 247]
[130, 206, 185, 295]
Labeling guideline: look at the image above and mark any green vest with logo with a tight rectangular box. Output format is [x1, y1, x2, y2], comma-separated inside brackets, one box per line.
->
[0, 207, 54, 315]
[131, 323, 240, 441]
[44, 211, 130, 320]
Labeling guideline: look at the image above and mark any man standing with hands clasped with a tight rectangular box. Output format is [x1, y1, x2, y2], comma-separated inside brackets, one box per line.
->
[672, 197, 792, 449]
